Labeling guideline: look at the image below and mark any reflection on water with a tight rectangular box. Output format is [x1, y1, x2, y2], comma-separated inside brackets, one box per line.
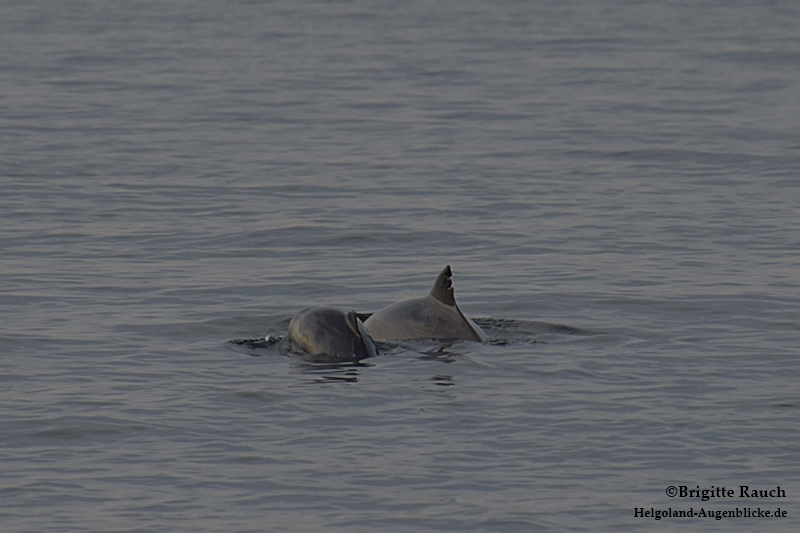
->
[415, 345, 460, 363]
[289, 359, 371, 384]
[430, 374, 455, 386]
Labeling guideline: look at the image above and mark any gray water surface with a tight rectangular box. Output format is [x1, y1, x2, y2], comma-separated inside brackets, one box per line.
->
[2, 1, 799, 531]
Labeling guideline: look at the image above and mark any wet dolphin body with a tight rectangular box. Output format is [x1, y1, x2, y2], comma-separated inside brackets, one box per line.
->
[364, 266, 487, 342]
[288, 307, 377, 361]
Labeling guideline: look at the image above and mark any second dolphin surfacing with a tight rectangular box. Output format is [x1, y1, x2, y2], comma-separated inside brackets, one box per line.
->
[364, 265, 487, 342]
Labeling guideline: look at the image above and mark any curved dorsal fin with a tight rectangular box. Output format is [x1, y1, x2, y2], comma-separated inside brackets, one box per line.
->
[345, 310, 360, 334]
[429, 265, 456, 306]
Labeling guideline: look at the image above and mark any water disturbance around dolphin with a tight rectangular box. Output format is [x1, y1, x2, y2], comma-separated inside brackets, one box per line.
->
[363, 265, 488, 342]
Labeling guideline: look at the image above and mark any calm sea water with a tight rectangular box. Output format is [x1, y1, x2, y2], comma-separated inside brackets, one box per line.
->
[2, 1, 799, 531]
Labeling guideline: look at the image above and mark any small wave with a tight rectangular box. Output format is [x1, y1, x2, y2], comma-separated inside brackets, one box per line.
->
[227, 334, 288, 356]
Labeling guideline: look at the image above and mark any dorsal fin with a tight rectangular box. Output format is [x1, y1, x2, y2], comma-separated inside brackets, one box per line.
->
[429, 265, 456, 306]
[345, 310, 360, 335]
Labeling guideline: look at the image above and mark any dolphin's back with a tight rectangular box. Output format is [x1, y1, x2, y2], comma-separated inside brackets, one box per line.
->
[364, 266, 486, 342]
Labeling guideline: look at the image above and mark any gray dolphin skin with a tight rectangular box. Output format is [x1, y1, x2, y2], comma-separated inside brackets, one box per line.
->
[364, 265, 487, 342]
[288, 307, 377, 361]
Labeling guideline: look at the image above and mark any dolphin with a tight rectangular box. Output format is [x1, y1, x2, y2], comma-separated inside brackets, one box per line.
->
[288, 307, 377, 361]
[364, 265, 487, 342]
